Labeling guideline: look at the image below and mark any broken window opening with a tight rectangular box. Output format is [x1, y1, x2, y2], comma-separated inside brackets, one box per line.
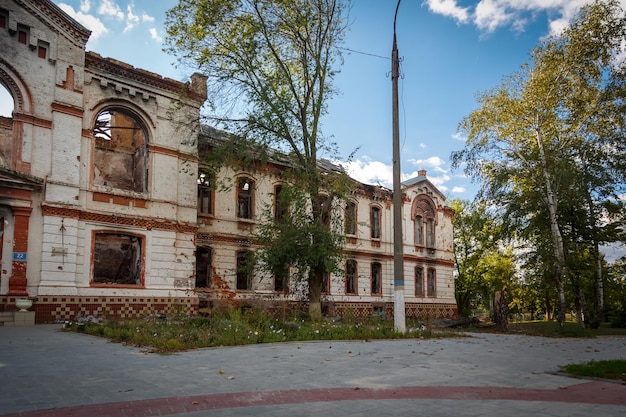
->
[346, 259, 357, 295]
[415, 266, 424, 296]
[274, 184, 288, 221]
[93, 108, 148, 193]
[195, 247, 212, 288]
[371, 262, 382, 295]
[197, 169, 214, 215]
[236, 250, 253, 290]
[427, 268, 436, 297]
[274, 264, 289, 292]
[370, 206, 381, 239]
[344, 201, 356, 236]
[93, 232, 143, 286]
[237, 177, 254, 219]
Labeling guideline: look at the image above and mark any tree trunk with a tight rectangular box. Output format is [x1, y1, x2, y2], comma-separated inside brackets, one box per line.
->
[535, 124, 567, 327]
[308, 267, 323, 321]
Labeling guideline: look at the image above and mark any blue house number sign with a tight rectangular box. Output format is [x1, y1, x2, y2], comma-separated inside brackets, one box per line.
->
[12, 252, 27, 262]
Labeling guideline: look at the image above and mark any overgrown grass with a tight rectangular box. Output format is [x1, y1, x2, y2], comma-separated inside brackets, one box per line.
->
[561, 360, 626, 381]
[63, 308, 455, 353]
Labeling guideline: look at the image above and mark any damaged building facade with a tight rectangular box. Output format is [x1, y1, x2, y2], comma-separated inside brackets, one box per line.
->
[0, 0, 206, 323]
[1, 0, 456, 323]
[195, 132, 457, 319]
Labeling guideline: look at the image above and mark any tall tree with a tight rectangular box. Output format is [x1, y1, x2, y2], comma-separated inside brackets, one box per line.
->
[164, 0, 349, 320]
[452, 0, 626, 327]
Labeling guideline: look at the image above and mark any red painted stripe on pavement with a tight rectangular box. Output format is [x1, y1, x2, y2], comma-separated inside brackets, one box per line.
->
[2, 382, 625, 417]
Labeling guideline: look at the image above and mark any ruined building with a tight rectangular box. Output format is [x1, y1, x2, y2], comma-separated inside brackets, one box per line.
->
[0, 0, 456, 323]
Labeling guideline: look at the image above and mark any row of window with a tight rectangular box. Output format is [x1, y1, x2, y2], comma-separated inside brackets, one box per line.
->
[0, 9, 49, 59]
[196, 248, 436, 297]
[198, 170, 437, 247]
[90, 233, 438, 298]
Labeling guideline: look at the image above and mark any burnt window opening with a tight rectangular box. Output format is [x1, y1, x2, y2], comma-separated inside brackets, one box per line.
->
[371, 262, 382, 295]
[344, 201, 356, 236]
[274, 265, 289, 292]
[415, 266, 424, 296]
[237, 177, 254, 219]
[197, 169, 214, 215]
[346, 259, 357, 295]
[427, 268, 436, 297]
[236, 250, 253, 290]
[17, 24, 28, 44]
[195, 247, 212, 288]
[93, 233, 142, 286]
[93, 108, 148, 193]
[415, 215, 424, 245]
[274, 184, 288, 221]
[370, 206, 381, 239]
[426, 218, 436, 247]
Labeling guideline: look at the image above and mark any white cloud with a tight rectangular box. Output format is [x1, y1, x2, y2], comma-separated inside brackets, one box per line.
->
[0, 85, 13, 117]
[407, 156, 447, 173]
[124, 5, 140, 32]
[426, 0, 621, 35]
[57, 3, 108, 40]
[342, 158, 394, 188]
[79, 0, 90, 13]
[452, 186, 466, 193]
[98, 0, 124, 20]
[451, 131, 465, 141]
[149, 28, 163, 43]
[142, 13, 155, 23]
[423, 0, 470, 24]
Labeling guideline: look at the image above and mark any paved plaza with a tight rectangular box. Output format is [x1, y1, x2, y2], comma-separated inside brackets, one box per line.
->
[1, 324, 625, 416]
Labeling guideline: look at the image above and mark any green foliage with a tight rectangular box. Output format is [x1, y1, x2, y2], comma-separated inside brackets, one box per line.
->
[561, 360, 626, 381]
[165, 0, 351, 320]
[63, 308, 437, 353]
[451, 0, 626, 326]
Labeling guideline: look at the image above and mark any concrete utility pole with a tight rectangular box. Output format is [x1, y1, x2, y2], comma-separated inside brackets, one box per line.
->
[392, 0, 406, 333]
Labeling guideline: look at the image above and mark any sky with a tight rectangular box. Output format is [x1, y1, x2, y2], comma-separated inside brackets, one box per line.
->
[1, 0, 624, 201]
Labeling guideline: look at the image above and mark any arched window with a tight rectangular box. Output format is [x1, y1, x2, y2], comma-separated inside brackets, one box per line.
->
[344, 201, 357, 236]
[412, 196, 436, 248]
[370, 206, 381, 239]
[237, 176, 255, 219]
[93, 108, 148, 193]
[197, 169, 214, 215]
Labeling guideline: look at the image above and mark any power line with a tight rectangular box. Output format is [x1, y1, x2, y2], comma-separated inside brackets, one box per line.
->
[337, 46, 390, 60]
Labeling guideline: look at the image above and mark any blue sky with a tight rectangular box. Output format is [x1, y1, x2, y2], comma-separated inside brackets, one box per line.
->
[2, 0, 622, 201]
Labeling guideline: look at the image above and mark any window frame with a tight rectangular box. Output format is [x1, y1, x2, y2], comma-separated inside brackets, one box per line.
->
[197, 168, 214, 216]
[345, 259, 357, 295]
[415, 266, 424, 296]
[92, 106, 150, 194]
[427, 268, 436, 297]
[236, 250, 253, 290]
[91, 231, 144, 287]
[195, 247, 212, 288]
[371, 262, 382, 295]
[344, 200, 357, 236]
[236, 176, 255, 219]
[370, 205, 381, 240]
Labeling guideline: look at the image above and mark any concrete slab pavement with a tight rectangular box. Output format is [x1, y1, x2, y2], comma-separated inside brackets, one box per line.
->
[1, 325, 625, 416]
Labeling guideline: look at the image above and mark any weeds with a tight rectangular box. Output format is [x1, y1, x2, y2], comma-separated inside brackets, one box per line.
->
[63, 308, 445, 353]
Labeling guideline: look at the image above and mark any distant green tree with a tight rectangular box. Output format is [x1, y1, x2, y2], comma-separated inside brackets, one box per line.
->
[452, 0, 626, 327]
